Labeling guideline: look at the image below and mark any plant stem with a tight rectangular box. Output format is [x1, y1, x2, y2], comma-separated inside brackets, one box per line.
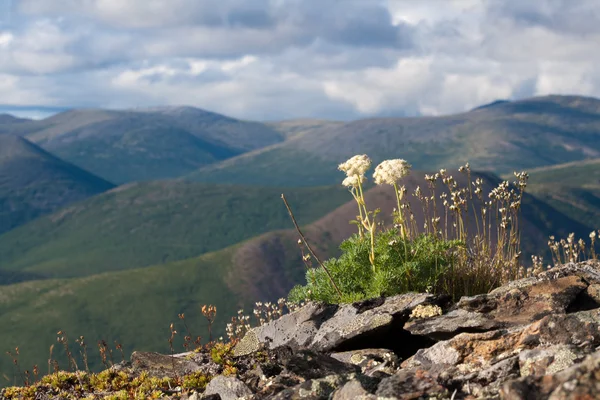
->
[281, 194, 343, 299]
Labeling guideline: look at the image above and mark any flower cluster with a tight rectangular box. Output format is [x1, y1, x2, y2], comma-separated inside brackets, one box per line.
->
[339, 155, 371, 188]
[342, 175, 363, 188]
[338, 154, 371, 178]
[373, 159, 411, 185]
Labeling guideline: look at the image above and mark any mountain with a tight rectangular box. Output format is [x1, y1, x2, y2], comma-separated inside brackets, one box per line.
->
[525, 158, 600, 187]
[185, 95, 600, 187]
[265, 119, 343, 139]
[0, 181, 351, 279]
[0, 107, 285, 184]
[0, 170, 590, 379]
[0, 114, 31, 125]
[0, 135, 114, 235]
[521, 158, 600, 231]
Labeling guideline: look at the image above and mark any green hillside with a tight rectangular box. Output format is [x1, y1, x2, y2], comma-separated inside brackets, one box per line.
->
[265, 119, 343, 139]
[519, 158, 600, 230]
[0, 135, 114, 235]
[0, 247, 242, 382]
[186, 95, 600, 187]
[0, 107, 285, 184]
[42, 124, 241, 183]
[525, 158, 600, 188]
[0, 181, 351, 279]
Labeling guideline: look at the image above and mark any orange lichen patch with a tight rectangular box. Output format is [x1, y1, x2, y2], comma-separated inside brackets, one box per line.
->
[492, 276, 587, 325]
[450, 330, 522, 367]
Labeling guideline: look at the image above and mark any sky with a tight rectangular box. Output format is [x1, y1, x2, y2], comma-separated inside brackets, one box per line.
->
[0, 0, 599, 120]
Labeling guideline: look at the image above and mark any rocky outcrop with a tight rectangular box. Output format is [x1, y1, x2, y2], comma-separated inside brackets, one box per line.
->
[227, 260, 600, 399]
[5, 260, 600, 399]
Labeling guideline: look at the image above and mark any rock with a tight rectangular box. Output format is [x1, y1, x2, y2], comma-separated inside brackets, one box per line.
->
[203, 375, 253, 400]
[330, 348, 398, 376]
[233, 302, 336, 357]
[501, 349, 600, 399]
[332, 379, 378, 400]
[268, 374, 350, 400]
[82, 261, 600, 400]
[405, 273, 590, 341]
[234, 293, 439, 359]
[375, 368, 450, 399]
[518, 344, 584, 377]
[130, 351, 203, 378]
[282, 350, 358, 380]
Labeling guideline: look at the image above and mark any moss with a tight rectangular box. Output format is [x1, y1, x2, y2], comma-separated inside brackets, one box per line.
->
[89, 370, 130, 391]
[182, 371, 211, 390]
[105, 390, 129, 400]
[210, 342, 235, 365]
[40, 371, 90, 391]
[2, 385, 38, 399]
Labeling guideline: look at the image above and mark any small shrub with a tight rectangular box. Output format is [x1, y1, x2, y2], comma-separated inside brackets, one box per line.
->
[289, 230, 460, 303]
[287, 154, 532, 304]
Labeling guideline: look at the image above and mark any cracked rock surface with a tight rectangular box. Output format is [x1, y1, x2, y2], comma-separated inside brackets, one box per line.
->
[6, 260, 600, 399]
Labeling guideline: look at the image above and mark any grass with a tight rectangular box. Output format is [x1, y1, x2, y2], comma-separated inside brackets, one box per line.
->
[0, 181, 351, 279]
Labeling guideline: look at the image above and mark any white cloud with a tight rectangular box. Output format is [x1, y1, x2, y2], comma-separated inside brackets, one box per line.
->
[0, 32, 14, 47]
[3, 0, 600, 120]
[0, 73, 54, 104]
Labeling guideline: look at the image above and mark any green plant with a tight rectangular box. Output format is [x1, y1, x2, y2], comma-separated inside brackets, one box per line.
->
[289, 230, 460, 303]
[182, 371, 210, 390]
[288, 155, 532, 304]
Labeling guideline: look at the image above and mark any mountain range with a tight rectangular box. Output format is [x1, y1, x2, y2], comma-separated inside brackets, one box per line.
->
[1, 94, 600, 382]
[186, 95, 600, 186]
[0, 135, 114, 235]
[0, 107, 284, 183]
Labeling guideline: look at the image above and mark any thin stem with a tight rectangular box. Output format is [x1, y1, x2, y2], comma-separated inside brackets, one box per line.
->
[282, 194, 343, 299]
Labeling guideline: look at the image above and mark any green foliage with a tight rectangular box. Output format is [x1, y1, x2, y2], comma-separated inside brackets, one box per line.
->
[210, 342, 235, 365]
[210, 342, 238, 376]
[182, 371, 210, 390]
[289, 230, 461, 304]
[2, 369, 175, 399]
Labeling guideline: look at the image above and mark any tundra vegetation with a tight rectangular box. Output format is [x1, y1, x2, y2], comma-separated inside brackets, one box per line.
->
[288, 154, 534, 304]
[4, 155, 600, 399]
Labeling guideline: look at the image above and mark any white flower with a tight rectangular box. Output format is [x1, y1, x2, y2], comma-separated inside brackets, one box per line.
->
[373, 159, 411, 185]
[342, 175, 363, 188]
[338, 154, 371, 178]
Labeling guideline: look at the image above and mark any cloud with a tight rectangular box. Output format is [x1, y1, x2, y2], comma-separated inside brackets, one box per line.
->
[1, 0, 600, 120]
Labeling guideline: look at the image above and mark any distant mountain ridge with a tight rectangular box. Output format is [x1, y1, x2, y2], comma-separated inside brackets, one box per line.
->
[0, 114, 31, 125]
[0, 135, 114, 234]
[185, 95, 600, 187]
[0, 106, 285, 183]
